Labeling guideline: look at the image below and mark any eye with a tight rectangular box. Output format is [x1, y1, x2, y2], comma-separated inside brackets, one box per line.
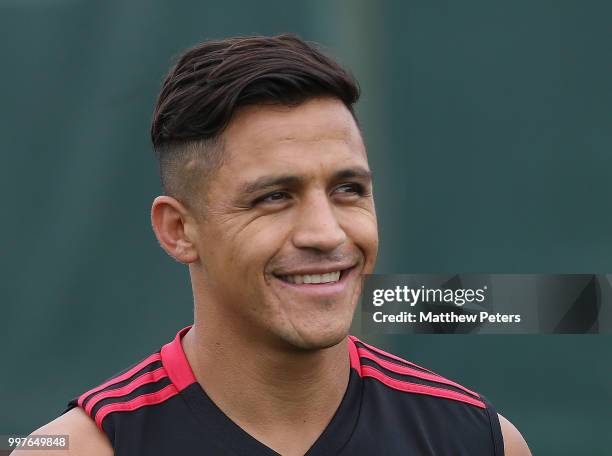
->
[253, 191, 291, 206]
[333, 183, 365, 196]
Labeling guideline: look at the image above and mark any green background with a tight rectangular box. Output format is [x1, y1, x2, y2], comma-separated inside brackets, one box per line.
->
[2, 1, 611, 454]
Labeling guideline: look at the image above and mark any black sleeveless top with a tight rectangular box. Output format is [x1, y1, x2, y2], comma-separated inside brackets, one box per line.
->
[65, 327, 504, 455]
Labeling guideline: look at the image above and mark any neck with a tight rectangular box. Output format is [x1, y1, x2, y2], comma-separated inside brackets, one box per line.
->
[183, 319, 350, 422]
[181, 313, 351, 455]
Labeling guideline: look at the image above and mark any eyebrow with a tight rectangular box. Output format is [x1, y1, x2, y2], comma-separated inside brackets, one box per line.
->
[238, 167, 373, 195]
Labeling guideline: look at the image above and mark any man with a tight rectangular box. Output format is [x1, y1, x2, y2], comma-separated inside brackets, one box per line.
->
[19, 35, 530, 455]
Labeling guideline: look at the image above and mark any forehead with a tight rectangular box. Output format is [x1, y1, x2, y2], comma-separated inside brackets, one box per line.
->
[218, 97, 367, 179]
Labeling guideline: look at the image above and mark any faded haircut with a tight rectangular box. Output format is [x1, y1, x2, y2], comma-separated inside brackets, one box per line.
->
[151, 34, 360, 210]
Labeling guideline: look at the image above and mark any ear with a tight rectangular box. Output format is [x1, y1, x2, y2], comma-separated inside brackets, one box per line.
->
[151, 196, 199, 264]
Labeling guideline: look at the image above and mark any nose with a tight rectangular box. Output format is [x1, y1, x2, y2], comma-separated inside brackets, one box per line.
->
[291, 192, 347, 252]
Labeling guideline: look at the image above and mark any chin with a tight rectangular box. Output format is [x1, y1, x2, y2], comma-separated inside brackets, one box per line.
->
[285, 322, 351, 351]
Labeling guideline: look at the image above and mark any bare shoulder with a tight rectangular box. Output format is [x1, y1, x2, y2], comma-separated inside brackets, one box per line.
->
[10, 408, 113, 456]
[498, 413, 531, 456]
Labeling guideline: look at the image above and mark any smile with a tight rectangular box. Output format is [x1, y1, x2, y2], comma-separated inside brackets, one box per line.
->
[274, 266, 355, 287]
[281, 271, 341, 285]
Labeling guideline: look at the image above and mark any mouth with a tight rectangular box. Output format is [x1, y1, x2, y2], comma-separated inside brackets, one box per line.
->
[273, 266, 356, 287]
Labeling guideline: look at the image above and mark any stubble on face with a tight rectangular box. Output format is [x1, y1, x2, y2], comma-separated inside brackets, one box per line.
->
[188, 97, 379, 352]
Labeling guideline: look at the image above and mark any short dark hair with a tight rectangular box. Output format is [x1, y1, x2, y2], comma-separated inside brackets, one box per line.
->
[150, 34, 360, 209]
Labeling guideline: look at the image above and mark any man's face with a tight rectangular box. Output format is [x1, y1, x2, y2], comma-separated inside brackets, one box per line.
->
[191, 97, 378, 350]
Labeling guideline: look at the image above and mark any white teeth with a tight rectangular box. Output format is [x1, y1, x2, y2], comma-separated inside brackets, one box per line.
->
[283, 271, 341, 284]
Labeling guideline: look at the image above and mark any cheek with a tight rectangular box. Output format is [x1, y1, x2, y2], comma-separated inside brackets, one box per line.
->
[341, 210, 378, 267]
[225, 217, 290, 278]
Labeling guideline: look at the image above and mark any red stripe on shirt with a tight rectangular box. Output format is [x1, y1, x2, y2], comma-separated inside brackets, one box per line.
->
[94, 383, 179, 429]
[85, 367, 168, 416]
[347, 336, 362, 375]
[349, 336, 438, 375]
[160, 326, 197, 391]
[361, 365, 486, 409]
[77, 352, 162, 407]
[357, 348, 480, 398]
